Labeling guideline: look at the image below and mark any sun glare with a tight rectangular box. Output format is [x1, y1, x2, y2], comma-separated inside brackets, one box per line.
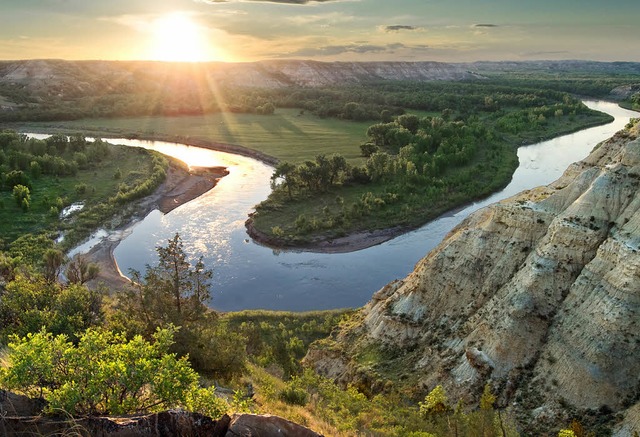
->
[150, 13, 214, 62]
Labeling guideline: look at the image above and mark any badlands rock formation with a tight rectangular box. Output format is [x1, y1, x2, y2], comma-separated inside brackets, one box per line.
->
[306, 120, 640, 432]
[0, 59, 476, 93]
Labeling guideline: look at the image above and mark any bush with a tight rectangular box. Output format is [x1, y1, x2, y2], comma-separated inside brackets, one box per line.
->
[279, 379, 308, 406]
[12, 184, 30, 207]
[0, 327, 215, 416]
[75, 183, 87, 194]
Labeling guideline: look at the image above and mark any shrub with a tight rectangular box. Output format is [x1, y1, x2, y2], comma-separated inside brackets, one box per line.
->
[0, 327, 217, 416]
[12, 184, 30, 207]
[279, 379, 309, 406]
[75, 183, 87, 195]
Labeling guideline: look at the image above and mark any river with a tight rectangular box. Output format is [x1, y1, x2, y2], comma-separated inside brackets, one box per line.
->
[72, 101, 638, 311]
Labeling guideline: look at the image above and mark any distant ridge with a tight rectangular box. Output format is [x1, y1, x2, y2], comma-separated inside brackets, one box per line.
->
[0, 59, 479, 91]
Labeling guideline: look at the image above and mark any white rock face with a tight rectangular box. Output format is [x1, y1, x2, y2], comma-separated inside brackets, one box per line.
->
[308, 123, 640, 432]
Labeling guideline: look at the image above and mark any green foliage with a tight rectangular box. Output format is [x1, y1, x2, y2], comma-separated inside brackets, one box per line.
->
[122, 233, 211, 328]
[0, 274, 103, 343]
[278, 377, 309, 406]
[420, 385, 451, 417]
[0, 131, 168, 249]
[256, 102, 275, 115]
[558, 430, 577, 437]
[360, 142, 378, 157]
[480, 383, 496, 410]
[74, 182, 87, 194]
[11, 184, 30, 208]
[7, 233, 55, 267]
[185, 386, 228, 418]
[112, 234, 247, 381]
[5, 170, 31, 190]
[65, 255, 100, 285]
[0, 327, 216, 416]
[231, 390, 255, 413]
[224, 309, 348, 379]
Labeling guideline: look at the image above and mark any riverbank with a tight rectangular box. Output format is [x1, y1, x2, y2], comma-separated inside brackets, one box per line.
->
[245, 216, 408, 254]
[82, 161, 228, 290]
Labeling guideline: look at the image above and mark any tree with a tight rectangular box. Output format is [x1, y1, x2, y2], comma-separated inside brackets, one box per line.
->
[45, 134, 68, 155]
[5, 170, 31, 190]
[114, 234, 246, 380]
[396, 114, 420, 134]
[65, 255, 100, 285]
[0, 274, 102, 343]
[12, 184, 30, 207]
[367, 123, 392, 147]
[419, 385, 451, 417]
[121, 233, 212, 330]
[271, 161, 297, 199]
[328, 154, 348, 186]
[479, 383, 496, 410]
[366, 152, 391, 182]
[43, 248, 65, 282]
[360, 142, 378, 157]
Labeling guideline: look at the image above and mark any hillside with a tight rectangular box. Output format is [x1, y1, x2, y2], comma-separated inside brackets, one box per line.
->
[0, 59, 476, 95]
[305, 120, 640, 435]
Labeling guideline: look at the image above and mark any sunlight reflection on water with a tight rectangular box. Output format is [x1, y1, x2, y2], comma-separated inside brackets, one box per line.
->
[95, 101, 640, 311]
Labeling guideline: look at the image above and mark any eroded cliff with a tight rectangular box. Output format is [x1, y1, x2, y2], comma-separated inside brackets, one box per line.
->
[306, 120, 640, 433]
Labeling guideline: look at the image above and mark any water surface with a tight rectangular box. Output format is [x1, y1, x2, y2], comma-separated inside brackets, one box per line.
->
[98, 101, 637, 311]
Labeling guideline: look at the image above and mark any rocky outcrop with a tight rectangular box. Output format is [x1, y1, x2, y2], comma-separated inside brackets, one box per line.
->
[306, 121, 640, 432]
[0, 409, 323, 437]
[227, 413, 323, 437]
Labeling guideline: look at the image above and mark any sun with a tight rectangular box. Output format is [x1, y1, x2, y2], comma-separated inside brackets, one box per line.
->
[150, 13, 213, 62]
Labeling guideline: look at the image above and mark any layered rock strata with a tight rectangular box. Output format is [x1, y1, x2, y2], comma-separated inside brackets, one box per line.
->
[307, 121, 640, 432]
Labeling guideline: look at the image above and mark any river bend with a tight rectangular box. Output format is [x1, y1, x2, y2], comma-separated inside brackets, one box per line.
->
[76, 101, 639, 311]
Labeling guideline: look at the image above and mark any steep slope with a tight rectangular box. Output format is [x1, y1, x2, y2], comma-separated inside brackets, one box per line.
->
[306, 120, 640, 432]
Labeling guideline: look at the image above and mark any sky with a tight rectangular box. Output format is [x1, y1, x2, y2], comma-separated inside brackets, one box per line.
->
[0, 0, 638, 63]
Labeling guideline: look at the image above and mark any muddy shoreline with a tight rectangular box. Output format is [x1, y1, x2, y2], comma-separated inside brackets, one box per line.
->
[68, 133, 406, 291]
[244, 217, 408, 254]
[82, 161, 228, 290]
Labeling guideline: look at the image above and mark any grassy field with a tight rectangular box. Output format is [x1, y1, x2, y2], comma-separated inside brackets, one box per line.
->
[9, 109, 372, 164]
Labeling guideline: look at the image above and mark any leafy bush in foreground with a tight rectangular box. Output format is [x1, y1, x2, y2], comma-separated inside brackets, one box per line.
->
[0, 326, 227, 417]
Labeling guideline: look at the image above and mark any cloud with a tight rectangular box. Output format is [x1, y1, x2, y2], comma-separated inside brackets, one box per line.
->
[196, 0, 341, 4]
[384, 25, 418, 32]
[473, 24, 498, 28]
[286, 12, 356, 26]
[281, 42, 430, 57]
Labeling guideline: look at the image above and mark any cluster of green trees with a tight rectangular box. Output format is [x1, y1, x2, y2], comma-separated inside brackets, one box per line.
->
[251, 89, 613, 244]
[271, 154, 349, 198]
[625, 92, 640, 111]
[0, 233, 346, 421]
[0, 234, 236, 415]
[0, 130, 168, 249]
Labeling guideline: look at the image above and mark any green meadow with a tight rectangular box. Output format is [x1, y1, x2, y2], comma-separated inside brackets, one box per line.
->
[10, 109, 371, 164]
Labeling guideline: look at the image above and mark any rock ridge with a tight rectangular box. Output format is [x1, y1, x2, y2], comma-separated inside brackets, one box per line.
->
[306, 120, 640, 433]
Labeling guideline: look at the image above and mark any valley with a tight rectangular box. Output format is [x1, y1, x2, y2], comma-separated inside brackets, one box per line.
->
[0, 59, 639, 436]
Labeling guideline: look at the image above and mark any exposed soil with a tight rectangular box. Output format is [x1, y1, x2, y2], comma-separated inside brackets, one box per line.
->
[81, 162, 228, 291]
